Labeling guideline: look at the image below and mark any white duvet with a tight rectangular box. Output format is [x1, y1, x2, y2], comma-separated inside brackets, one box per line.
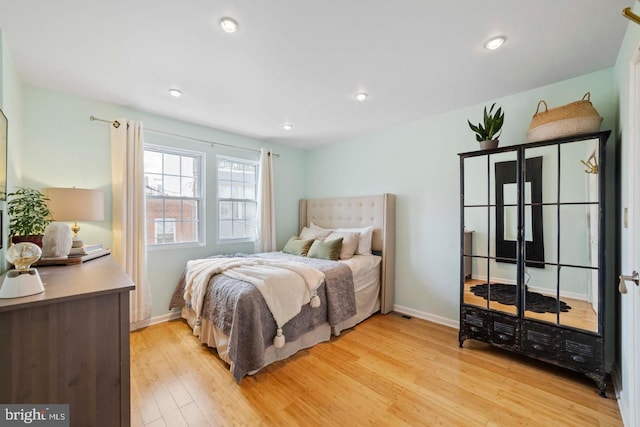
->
[184, 257, 325, 345]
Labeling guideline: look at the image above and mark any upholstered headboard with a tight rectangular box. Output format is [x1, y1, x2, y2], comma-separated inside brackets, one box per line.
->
[298, 194, 396, 314]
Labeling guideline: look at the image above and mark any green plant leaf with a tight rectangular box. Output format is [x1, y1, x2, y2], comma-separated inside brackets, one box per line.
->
[468, 103, 505, 142]
[7, 187, 52, 237]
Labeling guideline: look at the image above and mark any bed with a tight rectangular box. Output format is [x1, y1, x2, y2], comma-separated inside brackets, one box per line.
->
[170, 193, 396, 381]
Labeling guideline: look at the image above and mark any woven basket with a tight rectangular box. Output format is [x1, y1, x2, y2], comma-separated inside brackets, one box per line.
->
[527, 92, 603, 142]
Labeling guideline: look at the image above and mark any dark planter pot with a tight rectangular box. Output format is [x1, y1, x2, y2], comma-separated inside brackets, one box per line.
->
[12, 235, 44, 248]
[479, 139, 499, 150]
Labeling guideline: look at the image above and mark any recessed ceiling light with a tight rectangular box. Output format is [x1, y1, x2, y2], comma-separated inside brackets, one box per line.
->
[283, 123, 293, 130]
[220, 17, 239, 33]
[484, 36, 506, 50]
[169, 88, 182, 97]
[354, 92, 368, 101]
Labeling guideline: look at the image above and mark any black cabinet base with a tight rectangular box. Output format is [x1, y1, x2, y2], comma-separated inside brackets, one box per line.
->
[459, 307, 608, 397]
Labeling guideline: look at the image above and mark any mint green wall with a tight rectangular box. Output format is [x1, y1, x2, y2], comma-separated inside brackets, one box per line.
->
[1, 31, 24, 270]
[20, 85, 307, 318]
[306, 68, 616, 324]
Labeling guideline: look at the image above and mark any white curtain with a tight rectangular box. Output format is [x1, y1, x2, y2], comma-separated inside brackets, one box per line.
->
[255, 148, 276, 253]
[110, 118, 152, 328]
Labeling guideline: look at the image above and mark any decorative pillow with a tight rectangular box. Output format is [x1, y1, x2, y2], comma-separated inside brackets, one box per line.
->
[325, 231, 360, 260]
[299, 226, 333, 241]
[282, 237, 314, 256]
[311, 222, 374, 255]
[336, 226, 374, 255]
[307, 238, 343, 261]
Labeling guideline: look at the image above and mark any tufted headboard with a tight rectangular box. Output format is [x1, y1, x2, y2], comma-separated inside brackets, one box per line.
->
[298, 194, 396, 314]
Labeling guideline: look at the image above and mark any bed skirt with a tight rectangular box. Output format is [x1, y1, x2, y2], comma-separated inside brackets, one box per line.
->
[180, 278, 380, 377]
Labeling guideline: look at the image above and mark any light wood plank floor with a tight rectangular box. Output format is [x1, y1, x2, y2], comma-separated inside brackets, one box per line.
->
[130, 314, 622, 426]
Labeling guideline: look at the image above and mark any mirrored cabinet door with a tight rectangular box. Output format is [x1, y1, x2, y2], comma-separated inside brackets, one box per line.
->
[519, 139, 601, 333]
[558, 137, 600, 332]
[461, 150, 519, 312]
[522, 144, 559, 324]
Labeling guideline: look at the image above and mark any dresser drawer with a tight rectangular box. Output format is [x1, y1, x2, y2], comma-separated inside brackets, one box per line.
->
[488, 313, 519, 348]
[521, 320, 561, 362]
[460, 306, 490, 342]
[557, 331, 603, 372]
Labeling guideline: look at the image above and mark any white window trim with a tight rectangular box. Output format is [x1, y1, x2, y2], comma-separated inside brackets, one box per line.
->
[216, 155, 258, 244]
[145, 144, 206, 249]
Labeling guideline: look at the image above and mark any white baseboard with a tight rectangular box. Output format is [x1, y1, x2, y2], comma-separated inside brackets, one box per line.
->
[142, 306, 462, 331]
[393, 304, 459, 329]
[150, 310, 183, 324]
[611, 365, 630, 426]
[130, 310, 182, 331]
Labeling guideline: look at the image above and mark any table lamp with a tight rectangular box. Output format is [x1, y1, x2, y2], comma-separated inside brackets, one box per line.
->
[42, 187, 104, 247]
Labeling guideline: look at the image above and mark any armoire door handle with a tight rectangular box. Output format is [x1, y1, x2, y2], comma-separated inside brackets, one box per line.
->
[619, 271, 639, 294]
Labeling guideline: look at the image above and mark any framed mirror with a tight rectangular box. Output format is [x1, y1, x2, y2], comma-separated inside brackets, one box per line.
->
[494, 157, 545, 267]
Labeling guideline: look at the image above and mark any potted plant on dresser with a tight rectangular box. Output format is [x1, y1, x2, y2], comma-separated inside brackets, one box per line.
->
[468, 103, 505, 150]
[7, 187, 52, 247]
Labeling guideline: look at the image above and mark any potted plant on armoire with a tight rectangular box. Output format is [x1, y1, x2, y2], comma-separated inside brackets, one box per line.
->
[467, 103, 505, 150]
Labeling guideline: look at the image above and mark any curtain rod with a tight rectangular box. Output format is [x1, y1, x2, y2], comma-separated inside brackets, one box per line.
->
[89, 115, 279, 157]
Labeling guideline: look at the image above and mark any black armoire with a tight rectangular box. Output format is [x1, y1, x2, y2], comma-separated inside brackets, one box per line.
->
[458, 131, 616, 396]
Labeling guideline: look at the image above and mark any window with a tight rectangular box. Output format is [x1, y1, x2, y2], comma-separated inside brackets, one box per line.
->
[144, 145, 203, 247]
[154, 218, 176, 244]
[217, 156, 258, 241]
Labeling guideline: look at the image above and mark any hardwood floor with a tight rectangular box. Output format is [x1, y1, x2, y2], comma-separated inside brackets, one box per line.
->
[130, 314, 622, 426]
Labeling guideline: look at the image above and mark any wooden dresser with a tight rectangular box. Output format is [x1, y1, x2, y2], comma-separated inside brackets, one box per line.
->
[0, 255, 134, 426]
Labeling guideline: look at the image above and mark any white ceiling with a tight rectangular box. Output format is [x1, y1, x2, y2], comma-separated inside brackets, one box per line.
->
[0, 1, 634, 149]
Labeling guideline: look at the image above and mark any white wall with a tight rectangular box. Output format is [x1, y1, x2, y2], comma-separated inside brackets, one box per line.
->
[19, 84, 307, 318]
[614, 6, 640, 425]
[306, 68, 617, 324]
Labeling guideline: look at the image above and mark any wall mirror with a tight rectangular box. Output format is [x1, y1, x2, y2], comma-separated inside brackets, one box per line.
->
[494, 157, 544, 267]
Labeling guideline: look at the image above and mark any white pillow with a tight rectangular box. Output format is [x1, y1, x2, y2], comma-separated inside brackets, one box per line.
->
[336, 226, 374, 255]
[311, 222, 374, 255]
[326, 231, 360, 260]
[299, 226, 333, 240]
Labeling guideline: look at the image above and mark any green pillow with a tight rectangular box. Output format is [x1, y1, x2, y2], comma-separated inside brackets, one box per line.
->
[307, 238, 343, 261]
[282, 237, 314, 256]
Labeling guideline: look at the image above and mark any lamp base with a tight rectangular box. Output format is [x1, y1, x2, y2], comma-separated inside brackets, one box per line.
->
[0, 269, 45, 299]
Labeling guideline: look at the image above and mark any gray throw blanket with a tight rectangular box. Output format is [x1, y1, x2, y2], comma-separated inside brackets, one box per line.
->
[169, 252, 356, 381]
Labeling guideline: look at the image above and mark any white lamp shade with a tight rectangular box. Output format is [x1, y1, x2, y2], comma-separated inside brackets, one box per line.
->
[42, 188, 104, 221]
